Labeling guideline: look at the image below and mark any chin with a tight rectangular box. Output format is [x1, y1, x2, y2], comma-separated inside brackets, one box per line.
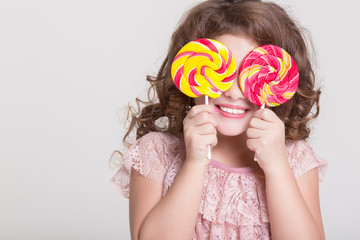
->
[215, 114, 251, 137]
[216, 126, 247, 137]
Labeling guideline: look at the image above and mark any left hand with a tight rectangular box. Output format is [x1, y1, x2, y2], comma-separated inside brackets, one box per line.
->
[246, 108, 288, 174]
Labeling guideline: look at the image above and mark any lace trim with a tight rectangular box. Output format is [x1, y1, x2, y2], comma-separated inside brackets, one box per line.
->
[111, 133, 328, 229]
[193, 217, 271, 240]
[110, 132, 183, 198]
[286, 140, 328, 181]
[198, 165, 269, 226]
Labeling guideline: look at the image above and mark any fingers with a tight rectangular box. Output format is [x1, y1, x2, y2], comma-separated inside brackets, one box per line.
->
[183, 104, 218, 141]
[187, 104, 216, 119]
[246, 127, 262, 139]
[183, 105, 219, 162]
[246, 108, 286, 164]
[197, 123, 217, 135]
[249, 117, 269, 130]
[253, 108, 279, 123]
[196, 133, 218, 148]
[184, 105, 217, 128]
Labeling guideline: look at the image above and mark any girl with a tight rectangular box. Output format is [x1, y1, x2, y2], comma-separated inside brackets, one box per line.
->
[111, 0, 328, 239]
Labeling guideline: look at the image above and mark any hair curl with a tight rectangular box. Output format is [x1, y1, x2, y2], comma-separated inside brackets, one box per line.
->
[121, 0, 320, 147]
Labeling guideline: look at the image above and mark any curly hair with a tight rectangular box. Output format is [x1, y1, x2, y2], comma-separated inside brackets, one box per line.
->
[121, 0, 320, 147]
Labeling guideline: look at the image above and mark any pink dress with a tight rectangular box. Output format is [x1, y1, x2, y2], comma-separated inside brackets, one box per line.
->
[111, 132, 327, 240]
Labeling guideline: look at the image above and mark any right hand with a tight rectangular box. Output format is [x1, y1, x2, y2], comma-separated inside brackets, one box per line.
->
[183, 104, 218, 165]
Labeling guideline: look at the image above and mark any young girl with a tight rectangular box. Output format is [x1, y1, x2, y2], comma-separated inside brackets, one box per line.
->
[111, 0, 328, 239]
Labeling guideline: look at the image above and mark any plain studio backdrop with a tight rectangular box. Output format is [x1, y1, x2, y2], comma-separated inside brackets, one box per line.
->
[0, 0, 359, 239]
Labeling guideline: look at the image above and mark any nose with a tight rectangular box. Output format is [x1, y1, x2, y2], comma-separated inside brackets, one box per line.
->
[223, 79, 246, 100]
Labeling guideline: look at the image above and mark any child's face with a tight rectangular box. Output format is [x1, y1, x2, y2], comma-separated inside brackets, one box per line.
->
[194, 34, 261, 137]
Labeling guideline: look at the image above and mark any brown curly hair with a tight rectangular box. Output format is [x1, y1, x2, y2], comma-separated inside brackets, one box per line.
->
[121, 0, 320, 147]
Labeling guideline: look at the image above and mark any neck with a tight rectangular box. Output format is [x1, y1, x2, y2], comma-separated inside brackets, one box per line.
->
[216, 132, 247, 151]
[212, 132, 256, 168]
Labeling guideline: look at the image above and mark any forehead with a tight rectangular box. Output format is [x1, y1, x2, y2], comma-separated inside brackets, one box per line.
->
[214, 34, 258, 67]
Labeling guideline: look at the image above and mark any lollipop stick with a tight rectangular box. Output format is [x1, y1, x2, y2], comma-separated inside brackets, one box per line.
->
[205, 95, 212, 160]
[254, 103, 265, 161]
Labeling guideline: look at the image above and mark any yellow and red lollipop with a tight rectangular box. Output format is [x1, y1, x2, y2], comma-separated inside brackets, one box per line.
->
[171, 38, 237, 159]
[171, 38, 237, 99]
[239, 45, 299, 107]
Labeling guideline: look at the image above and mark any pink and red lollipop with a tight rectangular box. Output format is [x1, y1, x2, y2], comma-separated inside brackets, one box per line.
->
[239, 45, 299, 107]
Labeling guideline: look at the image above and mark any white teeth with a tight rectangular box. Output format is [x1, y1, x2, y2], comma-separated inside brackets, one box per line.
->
[219, 106, 245, 114]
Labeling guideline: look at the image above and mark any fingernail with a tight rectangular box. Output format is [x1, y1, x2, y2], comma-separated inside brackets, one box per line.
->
[214, 107, 219, 112]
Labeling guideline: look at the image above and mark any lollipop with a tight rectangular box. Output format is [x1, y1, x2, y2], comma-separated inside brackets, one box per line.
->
[239, 45, 299, 161]
[171, 38, 237, 99]
[239, 44, 299, 107]
[171, 38, 237, 159]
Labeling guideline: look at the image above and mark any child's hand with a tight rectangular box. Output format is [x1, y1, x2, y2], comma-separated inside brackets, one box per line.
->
[246, 108, 288, 174]
[183, 105, 218, 165]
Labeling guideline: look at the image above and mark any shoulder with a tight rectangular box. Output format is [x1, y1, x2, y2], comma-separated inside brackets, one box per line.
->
[285, 140, 328, 180]
[129, 132, 184, 172]
[136, 131, 184, 156]
[139, 131, 181, 144]
[111, 132, 184, 198]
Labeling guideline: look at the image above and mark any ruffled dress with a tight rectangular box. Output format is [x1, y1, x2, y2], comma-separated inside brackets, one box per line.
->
[111, 132, 327, 240]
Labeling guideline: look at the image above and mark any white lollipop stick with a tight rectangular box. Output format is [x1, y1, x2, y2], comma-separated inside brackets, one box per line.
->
[205, 95, 212, 160]
[254, 103, 265, 161]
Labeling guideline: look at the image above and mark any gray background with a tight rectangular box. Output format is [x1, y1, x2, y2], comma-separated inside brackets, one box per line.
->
[1, 0, 359, 239]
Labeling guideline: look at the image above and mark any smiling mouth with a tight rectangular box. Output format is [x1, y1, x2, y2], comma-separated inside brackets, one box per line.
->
[218, 106, 246, 115]
[216, 104, 250, 115]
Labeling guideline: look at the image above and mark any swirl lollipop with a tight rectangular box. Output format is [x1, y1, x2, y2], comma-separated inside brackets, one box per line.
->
[239, 44, 299, 108]
[239, 45, 299, 161]
[171, 38, 237, 99]
[171, 38, 237, 159]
